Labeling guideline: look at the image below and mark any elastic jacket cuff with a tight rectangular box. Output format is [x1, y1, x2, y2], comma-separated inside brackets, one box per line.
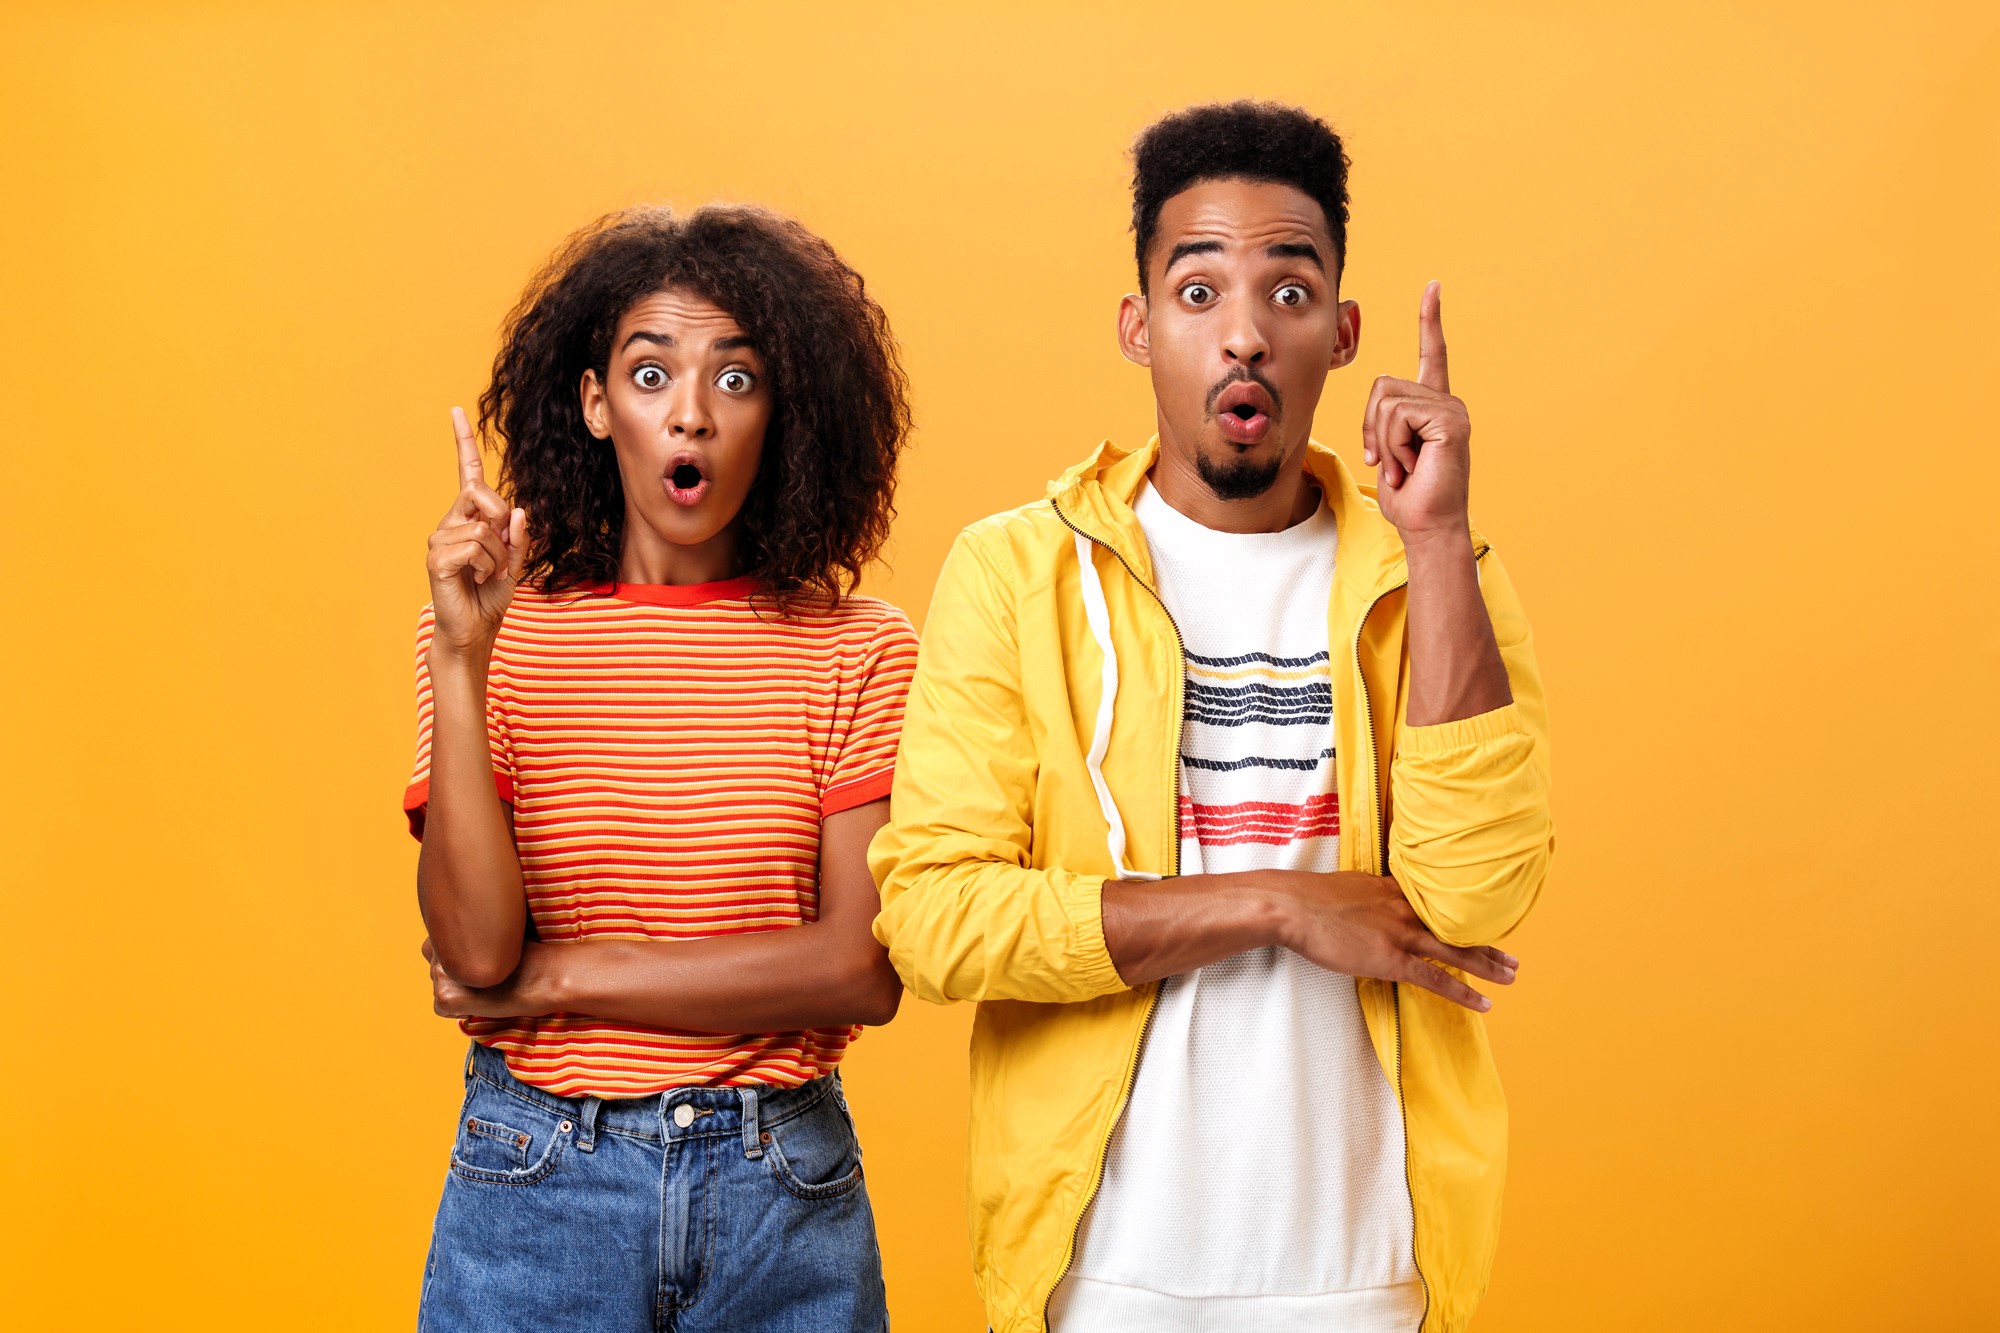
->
[1397, 701, 1527, 757]
[1064, 873, 1127, 996]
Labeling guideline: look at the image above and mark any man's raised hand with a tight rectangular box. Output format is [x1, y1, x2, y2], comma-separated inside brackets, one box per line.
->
[426, 406, 527, 655]
[1361, 280, 1473, 541]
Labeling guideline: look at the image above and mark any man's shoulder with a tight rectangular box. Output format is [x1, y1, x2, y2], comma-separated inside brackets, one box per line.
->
[953, 496, 1072, 566]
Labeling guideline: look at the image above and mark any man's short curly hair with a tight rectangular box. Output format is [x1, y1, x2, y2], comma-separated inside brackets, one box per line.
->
[478, 204, 910, 610]
[1131, 101, 1351, 291]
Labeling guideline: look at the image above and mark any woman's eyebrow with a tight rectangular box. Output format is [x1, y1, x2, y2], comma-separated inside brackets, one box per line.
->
[620, 329, 674, 351]
[712, 335, 756, 351]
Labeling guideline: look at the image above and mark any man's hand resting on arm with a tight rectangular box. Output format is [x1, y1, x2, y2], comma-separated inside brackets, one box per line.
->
[1102, 871, 1517, 1008]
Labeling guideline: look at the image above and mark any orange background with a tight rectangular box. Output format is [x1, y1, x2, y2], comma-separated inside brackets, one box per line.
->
[4, 3, 1996, 1328]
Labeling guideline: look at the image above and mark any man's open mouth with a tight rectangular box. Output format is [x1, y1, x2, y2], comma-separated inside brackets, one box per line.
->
[1213, 379, 1276, 445]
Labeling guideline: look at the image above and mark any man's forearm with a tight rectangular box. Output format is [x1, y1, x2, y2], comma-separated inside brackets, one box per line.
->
[1402, 527, 1512, 727]
[1101, 874, 1290, 984]
[504, 927, 903, 1033]
[1102, 869, 1519, 1007]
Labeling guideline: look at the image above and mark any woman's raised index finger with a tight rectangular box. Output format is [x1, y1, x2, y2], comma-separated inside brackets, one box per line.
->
[452, 406, 486, 488]
[1417, 280, 1449, 394]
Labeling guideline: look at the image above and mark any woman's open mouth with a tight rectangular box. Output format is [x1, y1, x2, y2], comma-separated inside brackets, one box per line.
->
[664, 455, 710, 506]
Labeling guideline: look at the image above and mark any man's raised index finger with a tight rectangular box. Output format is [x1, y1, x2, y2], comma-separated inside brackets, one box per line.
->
[452, 406, 486, 487]
[1417, 280, 1449, 393]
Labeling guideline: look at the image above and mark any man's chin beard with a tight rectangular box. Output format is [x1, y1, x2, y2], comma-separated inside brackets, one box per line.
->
[1195, 447, 1285, 501]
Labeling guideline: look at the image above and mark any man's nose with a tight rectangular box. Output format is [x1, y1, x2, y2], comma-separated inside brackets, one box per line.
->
[667, 381, 714, 439]
[1220, 305, 1270, 366]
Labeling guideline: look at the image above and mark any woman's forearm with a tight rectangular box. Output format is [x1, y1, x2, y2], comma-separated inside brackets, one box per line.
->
[416, 646, 527, 987]
[425, 801, 900, 1032]
[509, 922, 903, 1033]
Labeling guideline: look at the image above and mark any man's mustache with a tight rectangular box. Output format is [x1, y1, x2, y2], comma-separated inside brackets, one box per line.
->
[1203, 367, 1283, 418]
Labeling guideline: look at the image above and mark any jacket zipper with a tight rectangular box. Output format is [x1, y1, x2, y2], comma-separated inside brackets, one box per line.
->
[1045, 497, 1185, 1330]
[1360, 541, 1490, 1333]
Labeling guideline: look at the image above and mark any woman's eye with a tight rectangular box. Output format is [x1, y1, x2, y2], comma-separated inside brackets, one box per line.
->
[718, 369, 755, 394]
[1275, 283, 1310, 307]
[1181, 283, 1216, 306]
[634, 365, 667, 390]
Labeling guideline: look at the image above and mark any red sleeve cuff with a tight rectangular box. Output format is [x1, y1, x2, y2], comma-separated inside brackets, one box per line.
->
[820, 767, 893, 819]
[403, 774, 516, 840]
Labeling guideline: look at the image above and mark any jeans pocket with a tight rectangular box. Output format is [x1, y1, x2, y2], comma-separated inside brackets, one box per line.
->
[449, 1080, 573, 1186]
[765, 1087, 865, 1201]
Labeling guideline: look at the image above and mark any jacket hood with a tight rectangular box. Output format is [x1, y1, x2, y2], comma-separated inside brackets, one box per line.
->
[1045, 435, 1464, 603]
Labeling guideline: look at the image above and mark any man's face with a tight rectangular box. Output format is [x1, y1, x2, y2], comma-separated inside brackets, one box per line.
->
[1119, 177, 1359, 499]
[580, 288, 772, 558]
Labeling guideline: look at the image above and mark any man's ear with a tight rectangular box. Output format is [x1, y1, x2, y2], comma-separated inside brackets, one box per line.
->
[580, 368, 612, 439]
[1330, 298, 1361, 371]
[1117, 292, 1151, 367]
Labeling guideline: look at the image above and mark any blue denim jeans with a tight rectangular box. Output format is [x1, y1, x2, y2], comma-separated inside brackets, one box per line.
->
[418, 1042, 889, 1332]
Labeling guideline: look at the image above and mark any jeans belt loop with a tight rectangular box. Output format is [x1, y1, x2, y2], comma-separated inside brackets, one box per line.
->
[740, 1086, 763, 1160]
[575, 1095, 601, 1153]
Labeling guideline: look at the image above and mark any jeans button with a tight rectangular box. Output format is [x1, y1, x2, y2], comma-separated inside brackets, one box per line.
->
[672, 1103, 696, 1129]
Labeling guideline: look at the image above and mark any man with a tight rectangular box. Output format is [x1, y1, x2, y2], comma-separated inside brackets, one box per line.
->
[870, 101, 1553, 1333]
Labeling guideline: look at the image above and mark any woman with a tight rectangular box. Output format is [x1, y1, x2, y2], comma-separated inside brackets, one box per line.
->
[404, 204, 915, 1331]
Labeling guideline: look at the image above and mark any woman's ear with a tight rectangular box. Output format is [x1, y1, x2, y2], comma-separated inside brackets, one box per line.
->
[580, 368, 612, 440]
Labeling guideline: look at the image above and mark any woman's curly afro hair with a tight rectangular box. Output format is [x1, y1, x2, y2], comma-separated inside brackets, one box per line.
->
[478, 204, 911, 610]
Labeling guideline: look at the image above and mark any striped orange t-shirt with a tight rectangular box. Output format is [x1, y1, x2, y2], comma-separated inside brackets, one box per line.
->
[404, 575, 919, 1098]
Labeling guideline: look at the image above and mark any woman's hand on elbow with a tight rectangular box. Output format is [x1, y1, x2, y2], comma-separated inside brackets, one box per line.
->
[421, 937, 552, 1017]
[422, 934, 519, 992]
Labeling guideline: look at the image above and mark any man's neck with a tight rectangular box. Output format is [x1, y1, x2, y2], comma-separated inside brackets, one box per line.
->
[1147, 440, 1321, 534]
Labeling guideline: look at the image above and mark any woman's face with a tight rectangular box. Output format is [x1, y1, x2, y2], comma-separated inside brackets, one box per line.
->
[580, 287, 772, 580]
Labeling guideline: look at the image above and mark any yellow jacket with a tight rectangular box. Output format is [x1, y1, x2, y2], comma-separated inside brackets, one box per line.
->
[870, 436, 1554, 1333]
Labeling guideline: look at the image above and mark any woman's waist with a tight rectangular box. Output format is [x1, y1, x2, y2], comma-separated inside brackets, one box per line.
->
[466, 1018, 856, 1099]
[463, 1039, 851, 1139]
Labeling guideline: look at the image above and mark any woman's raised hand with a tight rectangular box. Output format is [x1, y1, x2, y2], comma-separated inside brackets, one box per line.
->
[427, 407, 527, 655]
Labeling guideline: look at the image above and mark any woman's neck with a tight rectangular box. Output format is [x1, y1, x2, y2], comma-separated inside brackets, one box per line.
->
[615, 517, 744, 586]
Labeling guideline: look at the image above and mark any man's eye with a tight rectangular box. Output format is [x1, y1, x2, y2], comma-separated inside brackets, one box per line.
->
[1274, 283, 1310, 307]
[718, 369, 755, 394]
[634, 365, 667, 390]
[1181, 283, 1216, 306]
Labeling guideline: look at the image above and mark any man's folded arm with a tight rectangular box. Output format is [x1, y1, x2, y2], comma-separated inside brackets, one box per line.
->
[1388, 547, 1556, 947]
[869, 529, 1129, 1006]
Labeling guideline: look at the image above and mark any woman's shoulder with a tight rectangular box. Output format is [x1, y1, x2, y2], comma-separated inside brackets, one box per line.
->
[787, 593, 917, 647]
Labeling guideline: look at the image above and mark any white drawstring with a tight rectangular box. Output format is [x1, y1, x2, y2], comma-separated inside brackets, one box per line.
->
[1073, 532, 1160, 882]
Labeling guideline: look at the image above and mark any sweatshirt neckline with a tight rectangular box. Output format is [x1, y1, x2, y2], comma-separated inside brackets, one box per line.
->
[1133, 479, 1336, 556]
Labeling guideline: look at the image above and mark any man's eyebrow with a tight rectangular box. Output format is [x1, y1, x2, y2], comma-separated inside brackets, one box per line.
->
[1164, 239, 1224, 271]
[620, 330, 674, 351]
[1266, 241, 1325, 271]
